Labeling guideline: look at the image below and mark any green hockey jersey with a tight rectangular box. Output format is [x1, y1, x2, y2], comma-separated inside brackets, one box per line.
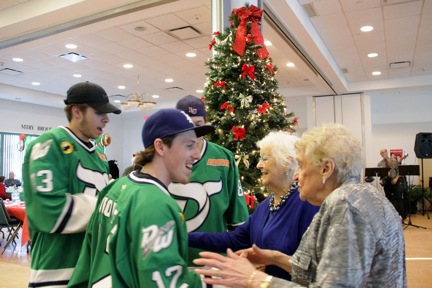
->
[168, 140, 249, 265]
[22, 127, 110, 287]
[69, 171, 204, 288]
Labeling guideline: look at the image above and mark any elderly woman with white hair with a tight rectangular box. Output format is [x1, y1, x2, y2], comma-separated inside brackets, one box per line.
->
[193, 124, 406, 287]
[188, 131, 319, 281]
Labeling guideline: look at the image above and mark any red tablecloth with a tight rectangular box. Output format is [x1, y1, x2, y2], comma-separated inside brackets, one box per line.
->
[5, 203, 29, 247]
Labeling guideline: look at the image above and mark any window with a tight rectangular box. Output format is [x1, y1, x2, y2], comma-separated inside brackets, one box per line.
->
[1, 132, 38, 182]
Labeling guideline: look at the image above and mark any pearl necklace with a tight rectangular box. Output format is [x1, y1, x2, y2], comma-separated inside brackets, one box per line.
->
[269, 182, 297, 212]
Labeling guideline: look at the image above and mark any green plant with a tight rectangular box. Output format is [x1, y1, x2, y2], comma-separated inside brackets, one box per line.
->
[407, 185, 431, 202]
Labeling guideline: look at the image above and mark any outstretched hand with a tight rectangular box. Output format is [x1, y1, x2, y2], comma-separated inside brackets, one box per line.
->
[193, 248, 268, 288]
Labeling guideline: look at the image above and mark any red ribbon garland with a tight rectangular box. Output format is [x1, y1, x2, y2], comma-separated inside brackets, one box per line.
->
[242, 64, 256, 80]
[257, 102, 270, 114]
[220, 102, 234, 113]
[232, 126, 246, 140]
[231, 5, 269, 59]
[214, 80, 226, 89]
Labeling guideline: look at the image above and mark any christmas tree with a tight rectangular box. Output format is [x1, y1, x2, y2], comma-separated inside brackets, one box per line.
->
[203, 4, 298, 195]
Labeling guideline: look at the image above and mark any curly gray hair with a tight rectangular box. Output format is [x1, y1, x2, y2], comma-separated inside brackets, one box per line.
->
[294, 123, 362, 184]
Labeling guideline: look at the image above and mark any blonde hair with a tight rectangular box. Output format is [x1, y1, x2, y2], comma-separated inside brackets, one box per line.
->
[295, 123, 361, 184]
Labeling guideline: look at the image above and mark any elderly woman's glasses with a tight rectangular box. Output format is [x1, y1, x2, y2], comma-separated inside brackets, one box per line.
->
[259, 156, 272, 163]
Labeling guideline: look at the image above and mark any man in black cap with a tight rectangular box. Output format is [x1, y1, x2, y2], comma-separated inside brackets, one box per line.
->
[22, 81, 121, 288]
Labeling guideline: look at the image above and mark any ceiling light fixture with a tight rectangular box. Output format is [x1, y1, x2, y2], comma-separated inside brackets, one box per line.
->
[360, 25, 373, 32]
[121, 75, 156, 111]
[65, 44, 77, 49]
[368, 53, 378, 58]
[372, 71, 381, 76]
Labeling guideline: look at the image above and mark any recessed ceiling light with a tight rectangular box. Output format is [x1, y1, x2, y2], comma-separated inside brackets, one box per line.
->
[264, 40, 272, 46]
[287, 62, 295, 67]
[152, 94, 159, 99]
[165, 78, 174, 83]
[118, 85, 126, 89]
[12, 57, 23, 62]
[32, 82, 40, 86]
[372, 71, 381, 76]
[73, 74, 82, 78]
[368, 53, 378, 58]
[186, 52, 196, 58]
[114, 100, 121, 103]
[360, 25, 374, 32]
[123, 64, 133, 69]
[65, 44, 77, 49]
[196, 89, 204, 93]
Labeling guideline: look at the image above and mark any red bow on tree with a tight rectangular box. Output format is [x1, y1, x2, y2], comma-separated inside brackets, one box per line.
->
[294, 117, 299, 125]
[265, 63, 274, 73]
[257, 102, 270, 114]
[220, 102, 234, 113]
[242, 64, 256, 80]
[214, 80, 226, 89]
[231, 5, 269, 59]
[232, 126, 246, 140]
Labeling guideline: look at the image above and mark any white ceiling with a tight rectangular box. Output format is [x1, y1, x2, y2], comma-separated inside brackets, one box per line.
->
[0, 0, 431, 115]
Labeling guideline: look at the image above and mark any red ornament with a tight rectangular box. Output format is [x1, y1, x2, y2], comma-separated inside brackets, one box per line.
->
[242, 64, 256, 80]
[257, 102, 270, 114]
[19, 134, 26, 141]
[294, 117, 299, 126]
[232, 126, 246, 140]
[220, 102, 234, 113]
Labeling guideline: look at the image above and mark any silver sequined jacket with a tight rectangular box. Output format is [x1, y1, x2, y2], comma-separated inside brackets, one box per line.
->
[270, 180, 407, 287]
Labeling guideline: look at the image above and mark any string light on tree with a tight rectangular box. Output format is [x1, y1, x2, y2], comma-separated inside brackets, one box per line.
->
[203, 4, 297, 194]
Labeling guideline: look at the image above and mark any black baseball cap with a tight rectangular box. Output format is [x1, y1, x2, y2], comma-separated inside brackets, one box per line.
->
[64, 81, 121, 114]
[142, 109, 214, 148]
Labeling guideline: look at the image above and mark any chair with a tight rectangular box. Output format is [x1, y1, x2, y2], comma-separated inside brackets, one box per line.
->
[0, 199, 22, 253]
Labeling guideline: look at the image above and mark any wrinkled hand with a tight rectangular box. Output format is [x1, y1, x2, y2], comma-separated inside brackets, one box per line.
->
[194, 248, 266, 288]
[242, 244, 282, 266]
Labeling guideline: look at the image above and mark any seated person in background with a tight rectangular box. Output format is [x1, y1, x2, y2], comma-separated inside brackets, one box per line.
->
[188, 131, 319, 280]
[0, 176, 11, 200]
[193, 123, 406, 288]
[5, 171, 22, 187]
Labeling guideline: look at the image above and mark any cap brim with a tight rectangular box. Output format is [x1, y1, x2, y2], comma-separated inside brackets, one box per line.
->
[194, 125, 215, 138]
[88, 102, 122, 114]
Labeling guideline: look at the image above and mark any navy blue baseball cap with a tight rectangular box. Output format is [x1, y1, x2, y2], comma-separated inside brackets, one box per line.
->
[176, 95, 206, 117]
[142, 108, 214, 148]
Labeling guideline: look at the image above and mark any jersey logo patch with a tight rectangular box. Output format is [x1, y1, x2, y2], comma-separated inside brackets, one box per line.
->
[207, 158, 230, 167]
[30, 139, 53, 161]
[61, 141, 73, 154]
[141, 221, 175, 258]
[169, 180, 222, 231]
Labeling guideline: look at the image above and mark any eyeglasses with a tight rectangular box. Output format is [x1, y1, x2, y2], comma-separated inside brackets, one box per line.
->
[259, 156, 272, 163]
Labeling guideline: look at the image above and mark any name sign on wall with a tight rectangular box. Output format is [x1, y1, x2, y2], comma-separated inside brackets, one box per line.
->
[21, 124, 52, 131]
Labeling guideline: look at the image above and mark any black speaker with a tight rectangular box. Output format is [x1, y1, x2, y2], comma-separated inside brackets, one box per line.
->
[414, 132, 432, 158]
